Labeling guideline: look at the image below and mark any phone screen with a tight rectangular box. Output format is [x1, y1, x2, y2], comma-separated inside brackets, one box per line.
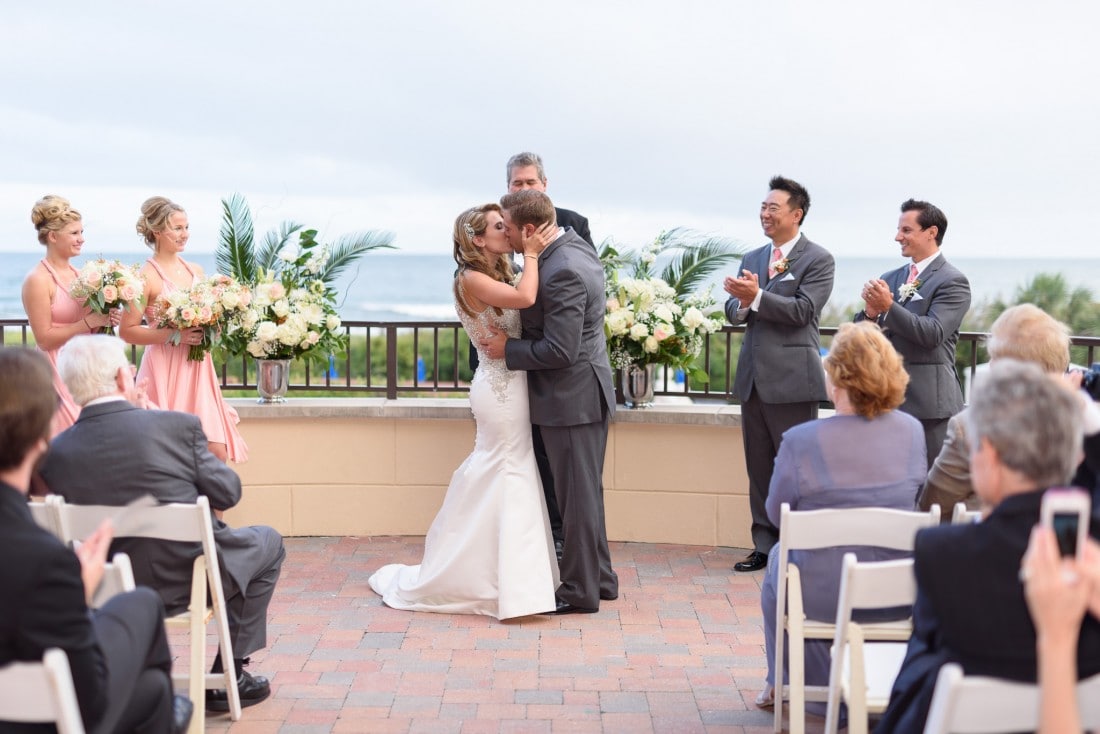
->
[1052, 511, 1081, 557]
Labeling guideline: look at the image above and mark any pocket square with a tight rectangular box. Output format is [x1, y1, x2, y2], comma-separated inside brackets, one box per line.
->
[909, 292, 924, 302]
[780, 272, 795, 282]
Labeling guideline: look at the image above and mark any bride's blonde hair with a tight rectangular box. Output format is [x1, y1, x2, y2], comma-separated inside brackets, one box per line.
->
[452, 204, 514, 318]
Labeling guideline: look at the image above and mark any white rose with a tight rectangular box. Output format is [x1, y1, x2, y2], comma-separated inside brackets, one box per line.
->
[682, 306, 705, 330]
[247, 341, 267, 358]
[325, 314, 342, 330]
[629, 323, 649, 340]
[653, 304, 674, 323]
[644, 335, 659, 353]
[272, 299, 291, 318]
[255, 321, 278, 343]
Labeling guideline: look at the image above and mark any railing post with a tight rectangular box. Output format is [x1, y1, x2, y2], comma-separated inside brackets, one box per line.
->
[386, 326, 398, 400]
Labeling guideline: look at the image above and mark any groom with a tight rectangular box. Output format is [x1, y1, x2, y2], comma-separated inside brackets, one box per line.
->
[480, 189, 618, 614]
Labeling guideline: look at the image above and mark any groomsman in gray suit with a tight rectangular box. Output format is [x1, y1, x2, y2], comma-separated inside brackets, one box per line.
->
[39, 335, 285, 712]
[856, 199, 971, 467]
[724, 176, 835, 572]
[480, 189, 618, 614]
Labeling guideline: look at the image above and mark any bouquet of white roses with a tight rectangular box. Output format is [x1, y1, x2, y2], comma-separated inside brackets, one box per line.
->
[601, 229, 742, 382]
[222, 245, 346, 366]
[153, 274, 252, 361]
[69, 259, 145, 335]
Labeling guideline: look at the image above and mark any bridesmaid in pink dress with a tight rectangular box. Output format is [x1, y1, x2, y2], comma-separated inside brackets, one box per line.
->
[119, 196, 248, 463]
[21, 195, 119, 437]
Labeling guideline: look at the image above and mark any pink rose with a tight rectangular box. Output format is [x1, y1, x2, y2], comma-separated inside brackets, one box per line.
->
[119, 285, 137, 302]
[180, 307, 196, 324]
[102, 285, 119, 303]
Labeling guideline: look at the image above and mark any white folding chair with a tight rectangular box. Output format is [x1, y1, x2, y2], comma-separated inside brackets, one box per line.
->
[922, 662, 1100, 733]
[0, 648, 85, 733]
[773, 502, 940, 734]
[950, 502, 982, 525]
[51, 495, 241, 732]
[824, 554, 916, 734]
[28, 496, 59, 536]
[91, 552, 137, 609]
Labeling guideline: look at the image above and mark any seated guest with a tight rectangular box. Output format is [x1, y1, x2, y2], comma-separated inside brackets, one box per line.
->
[875, 360, 1100, 733]
[39, 335, 286, 712]
[0, 347, 190, 734]
[757, 321, 926, 708]
[921, 303, 1100, 515]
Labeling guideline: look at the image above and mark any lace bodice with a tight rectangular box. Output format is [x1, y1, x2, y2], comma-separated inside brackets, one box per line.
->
[458, 302, 521, 403]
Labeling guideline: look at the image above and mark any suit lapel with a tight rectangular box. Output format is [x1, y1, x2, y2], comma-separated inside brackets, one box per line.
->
[763, 234, 806, 292]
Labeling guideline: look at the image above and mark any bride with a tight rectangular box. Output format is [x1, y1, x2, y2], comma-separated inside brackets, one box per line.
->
[368, 203, 559, 619]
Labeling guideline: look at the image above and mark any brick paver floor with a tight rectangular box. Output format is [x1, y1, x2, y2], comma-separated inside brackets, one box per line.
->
[199, 536, 840, 733]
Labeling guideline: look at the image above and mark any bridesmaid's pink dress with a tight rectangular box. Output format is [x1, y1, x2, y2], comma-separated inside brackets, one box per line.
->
[38, 260, 84, 438]
[136, 259, 249, 462]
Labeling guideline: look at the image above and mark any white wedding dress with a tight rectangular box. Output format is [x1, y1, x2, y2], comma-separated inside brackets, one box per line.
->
[368, 302, 559, 619]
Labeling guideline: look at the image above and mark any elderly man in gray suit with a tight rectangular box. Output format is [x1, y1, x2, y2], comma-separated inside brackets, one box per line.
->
[856, 199, 971, 468]
[481, 189, 618, 614]
[39, 335, 285, 713]
[724, 175, 835, 573]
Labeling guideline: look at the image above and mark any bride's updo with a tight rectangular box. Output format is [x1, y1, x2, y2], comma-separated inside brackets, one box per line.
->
[135, 196, 185, 250]
[31, 195, 81, 245]
[453, 204, 515, 317]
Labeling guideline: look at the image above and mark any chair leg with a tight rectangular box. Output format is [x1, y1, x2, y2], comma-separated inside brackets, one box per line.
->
[187, 558, 206, 734]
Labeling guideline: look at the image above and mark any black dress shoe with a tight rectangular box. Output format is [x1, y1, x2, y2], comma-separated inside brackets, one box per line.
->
[734, 551, 768, 572]
[600, 591, 618, 601]
[552, 598, 599, 615]
[554, 539, 564, 562]
[206, 660, 271, 712]
[171, 694, 194, 734]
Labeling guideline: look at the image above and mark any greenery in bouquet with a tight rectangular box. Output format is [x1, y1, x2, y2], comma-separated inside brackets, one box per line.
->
[153, 274, 251, 361]
[69, 259, 145, 335]
[600, 228, 743, 382]
[215, 193, 395, 369]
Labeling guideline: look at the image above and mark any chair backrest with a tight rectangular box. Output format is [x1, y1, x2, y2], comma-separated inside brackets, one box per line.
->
[951, 502, 982, 525]
[922, 662, 1100, 733]
[825, 554, 917, 732]
[91, 553, 137, 609]
[0, 648, 85, 733]
[51, 495, 227, 612]
[28, 497, 58, 536]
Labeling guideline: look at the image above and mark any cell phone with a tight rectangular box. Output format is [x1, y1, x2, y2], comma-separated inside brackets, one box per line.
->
[1041, 488, 1090, 560]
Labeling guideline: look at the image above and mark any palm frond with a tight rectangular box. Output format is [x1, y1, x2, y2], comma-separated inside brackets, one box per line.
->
[257, 221, 305, 273]
[320, 230, 397, 284]
[216, 193, 256, 282]
[656, 228, 745, 296]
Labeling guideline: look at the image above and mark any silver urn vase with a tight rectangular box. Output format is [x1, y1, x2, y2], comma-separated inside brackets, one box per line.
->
[621, 363, 656, 408]
[256, 358, 291, 403]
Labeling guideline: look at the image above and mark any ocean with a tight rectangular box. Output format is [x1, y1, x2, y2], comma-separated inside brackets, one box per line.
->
[2, 250, 1097, 323]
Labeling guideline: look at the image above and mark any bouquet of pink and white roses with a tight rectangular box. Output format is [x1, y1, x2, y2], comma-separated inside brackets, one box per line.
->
[69, 259, 145, 335]
[153, 274, 252, 361]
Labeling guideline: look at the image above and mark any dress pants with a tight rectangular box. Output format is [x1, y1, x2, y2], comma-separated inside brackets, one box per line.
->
[91, 587, 174, 734]
[920, 417, 950, 472]
[532, 425, 564, 545]
[223, 527, 286, 657]
[741, 389, 818, 552]
[540, 411, 617, 609]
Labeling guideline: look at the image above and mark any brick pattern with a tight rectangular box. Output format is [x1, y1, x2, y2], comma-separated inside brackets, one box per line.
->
[198, 537, 835, 733]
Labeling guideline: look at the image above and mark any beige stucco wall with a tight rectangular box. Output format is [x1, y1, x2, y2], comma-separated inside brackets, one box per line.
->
[223, 398, 752, 549]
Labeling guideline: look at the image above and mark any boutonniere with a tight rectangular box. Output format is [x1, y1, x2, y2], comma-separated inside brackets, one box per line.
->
[897, 280, 922, 301]
[771, 257, 795, 275]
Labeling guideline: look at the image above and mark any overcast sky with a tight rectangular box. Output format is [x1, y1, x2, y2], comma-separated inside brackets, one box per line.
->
[2, 1, 1096, 258]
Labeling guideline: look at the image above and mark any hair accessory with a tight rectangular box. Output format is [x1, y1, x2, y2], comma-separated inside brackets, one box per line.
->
[463, 222, 476, 238]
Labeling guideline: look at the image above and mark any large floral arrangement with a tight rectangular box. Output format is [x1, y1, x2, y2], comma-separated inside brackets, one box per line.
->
[153, 274, 251, 361]
[223, 250, 345, 363]
[215, 193, 394, 369]
[601, 228, 742, 382]
[69, 259, 145, 335]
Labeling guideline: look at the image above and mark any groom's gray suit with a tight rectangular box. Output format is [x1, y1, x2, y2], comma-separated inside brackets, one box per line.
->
[505, 227, 618, 610]
[40, 401, 285, 657]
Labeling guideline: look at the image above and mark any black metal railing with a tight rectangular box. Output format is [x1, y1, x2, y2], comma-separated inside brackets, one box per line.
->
[4, 319, 1099, 402]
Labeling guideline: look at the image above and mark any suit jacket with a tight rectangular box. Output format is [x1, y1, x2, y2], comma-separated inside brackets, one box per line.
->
[856, 254, 971, 420]
[555, 207, 593, 247]
[505, 228, 615, 426]
[40, 401, 255, 610]
[724, 233, 834, 404]
[875, 490, 1100, 734]
[0, 482, 108, 731]
[918, 410, 978, 514]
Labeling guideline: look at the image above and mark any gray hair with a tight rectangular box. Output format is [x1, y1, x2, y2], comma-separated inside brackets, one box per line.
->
[966, 359, 1082, 488]
[505, 152, 546, 185]
[58, 335, 130, 406]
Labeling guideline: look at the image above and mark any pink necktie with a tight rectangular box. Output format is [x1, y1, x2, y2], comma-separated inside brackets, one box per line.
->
[906, 264, 918, 284]
[768, 248, 783, 277]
